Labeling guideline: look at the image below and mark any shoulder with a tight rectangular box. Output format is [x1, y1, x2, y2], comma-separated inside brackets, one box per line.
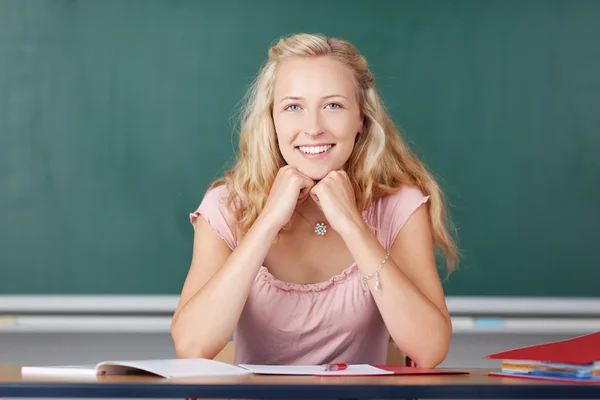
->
[202, 184, 231, 208]
[373, 185, 430, 250]
[378, 185, 429, 213]
[189, 184, 237, 249]
[190, 185, 230, 221]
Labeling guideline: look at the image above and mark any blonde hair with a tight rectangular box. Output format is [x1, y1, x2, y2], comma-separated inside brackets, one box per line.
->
[209, 33, 458, 273]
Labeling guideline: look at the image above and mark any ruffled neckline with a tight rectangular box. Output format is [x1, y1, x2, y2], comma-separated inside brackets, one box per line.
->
[256, 207, 377, 293]
[257, 263, 359, 293]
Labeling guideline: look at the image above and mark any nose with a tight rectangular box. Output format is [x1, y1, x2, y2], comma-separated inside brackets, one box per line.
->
[303, 109, 324, 137]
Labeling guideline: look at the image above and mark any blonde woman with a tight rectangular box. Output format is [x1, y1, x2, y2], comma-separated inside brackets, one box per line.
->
[171, 33, 458, 369]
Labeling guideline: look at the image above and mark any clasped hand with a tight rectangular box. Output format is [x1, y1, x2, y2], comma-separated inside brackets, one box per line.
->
[261, 166, 365, 236]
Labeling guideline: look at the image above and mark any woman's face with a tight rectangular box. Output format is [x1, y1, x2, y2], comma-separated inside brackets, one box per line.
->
[272, 56, 363, 181]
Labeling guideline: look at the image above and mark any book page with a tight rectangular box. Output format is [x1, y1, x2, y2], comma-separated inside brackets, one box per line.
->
[239, 364, 394, 376]
[98, 359, 250, 378]
[21, 364, 99, 377]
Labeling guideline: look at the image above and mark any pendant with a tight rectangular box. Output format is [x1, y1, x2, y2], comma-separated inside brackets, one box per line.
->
[314, 222, 327, 235]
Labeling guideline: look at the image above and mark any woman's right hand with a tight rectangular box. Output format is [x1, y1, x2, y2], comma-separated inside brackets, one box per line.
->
[258, 166, 315, 231]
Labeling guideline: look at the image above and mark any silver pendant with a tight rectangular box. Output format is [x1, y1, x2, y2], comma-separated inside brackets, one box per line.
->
[314, 222, 327, 235]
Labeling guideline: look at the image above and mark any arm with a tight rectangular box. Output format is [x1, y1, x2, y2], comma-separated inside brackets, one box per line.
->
[171, 167, 316, 359]
[170, 213, 279, 359]
[341, 205, 451, 368]
[309, 171, 451, 367]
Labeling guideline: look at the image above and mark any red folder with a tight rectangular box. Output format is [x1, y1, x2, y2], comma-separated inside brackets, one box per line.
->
[484, 331, 600, 365]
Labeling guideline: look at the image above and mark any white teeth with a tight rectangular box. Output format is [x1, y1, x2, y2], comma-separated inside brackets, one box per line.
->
[298, 145, 332, 154]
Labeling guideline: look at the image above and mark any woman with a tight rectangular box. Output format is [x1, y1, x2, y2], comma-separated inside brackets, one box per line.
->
[171, 33, 458, 369]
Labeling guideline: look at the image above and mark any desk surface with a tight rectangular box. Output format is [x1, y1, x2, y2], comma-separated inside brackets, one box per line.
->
[1, 365, 600, 399]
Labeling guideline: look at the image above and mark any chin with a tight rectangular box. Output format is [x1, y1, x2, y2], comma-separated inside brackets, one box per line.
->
[296, 166, 333, 181]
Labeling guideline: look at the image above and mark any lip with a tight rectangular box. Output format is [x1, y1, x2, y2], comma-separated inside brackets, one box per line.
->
[295, 144, 335, 160]
[295, 143, 334, 147]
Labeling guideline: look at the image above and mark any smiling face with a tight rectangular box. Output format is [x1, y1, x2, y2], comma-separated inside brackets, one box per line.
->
[272, 56, 363, 181]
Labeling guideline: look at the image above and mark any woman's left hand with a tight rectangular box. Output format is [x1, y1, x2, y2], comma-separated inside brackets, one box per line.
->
[310, 170, 366, 237]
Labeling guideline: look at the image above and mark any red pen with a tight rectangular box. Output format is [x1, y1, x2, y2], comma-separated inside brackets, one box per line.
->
[321, 363, 348, 371]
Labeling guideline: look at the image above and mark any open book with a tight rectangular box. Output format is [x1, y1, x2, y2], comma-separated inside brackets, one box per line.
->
[21, 359, 250, 379]
[21, 359, 468, 379]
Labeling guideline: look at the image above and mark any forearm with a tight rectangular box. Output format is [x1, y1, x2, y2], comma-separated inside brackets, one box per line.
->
[342, 224, 451, 368]
[171, 216, 279, 359]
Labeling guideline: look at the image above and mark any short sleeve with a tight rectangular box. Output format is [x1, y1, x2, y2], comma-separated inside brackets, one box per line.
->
[189, 185, 237, 250]
[380, 186, 430, 251]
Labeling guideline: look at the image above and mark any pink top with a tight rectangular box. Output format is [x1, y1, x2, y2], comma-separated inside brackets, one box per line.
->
[190, 184, 429, 365]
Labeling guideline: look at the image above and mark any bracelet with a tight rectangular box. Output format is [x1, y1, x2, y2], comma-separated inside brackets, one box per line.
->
[361, 253, 390, 296]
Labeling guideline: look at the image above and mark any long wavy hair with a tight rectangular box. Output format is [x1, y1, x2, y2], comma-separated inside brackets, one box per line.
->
[209, 33, 458, 273]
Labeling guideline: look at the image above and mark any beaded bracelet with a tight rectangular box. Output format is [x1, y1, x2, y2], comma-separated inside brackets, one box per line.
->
[361, 253, 390, 296]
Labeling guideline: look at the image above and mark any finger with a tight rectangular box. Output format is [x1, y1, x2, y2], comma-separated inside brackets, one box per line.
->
[297, 194, 310, 205]
[295, 169, 315, 183]
[279, 165, 294, 176]
[326, 169, 340, 179]
[296, 172, 315, 191]
[309, 185, 323, 206]
[339, 170, 351, 182]
[310, 191, 322, 210]
[298, 188, 311, 204]
[297, 174, 315, 202]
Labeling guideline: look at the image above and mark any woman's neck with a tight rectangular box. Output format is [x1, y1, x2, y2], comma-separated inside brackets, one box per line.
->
[295, 198, 326, 224]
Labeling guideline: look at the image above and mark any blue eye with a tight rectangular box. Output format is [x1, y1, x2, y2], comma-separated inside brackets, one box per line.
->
[285, 104, 301, 111]
[326, 103, 341, 109]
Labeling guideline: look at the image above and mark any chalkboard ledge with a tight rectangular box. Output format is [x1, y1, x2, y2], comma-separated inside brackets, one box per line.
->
[0, 296, 599, 316]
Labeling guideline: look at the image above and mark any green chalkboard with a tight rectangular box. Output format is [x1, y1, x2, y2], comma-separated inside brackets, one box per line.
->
[1, 0, 598, 297]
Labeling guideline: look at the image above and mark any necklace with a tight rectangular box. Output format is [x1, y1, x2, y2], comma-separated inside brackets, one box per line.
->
[295, 210, 328, 236]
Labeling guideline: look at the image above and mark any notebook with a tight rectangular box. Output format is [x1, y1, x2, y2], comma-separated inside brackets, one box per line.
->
[484, 331, 600, 384]
[488, 371, 600, 384]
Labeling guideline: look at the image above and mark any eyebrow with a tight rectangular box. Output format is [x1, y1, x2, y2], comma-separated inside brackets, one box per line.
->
[279, 94, 348, 103]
